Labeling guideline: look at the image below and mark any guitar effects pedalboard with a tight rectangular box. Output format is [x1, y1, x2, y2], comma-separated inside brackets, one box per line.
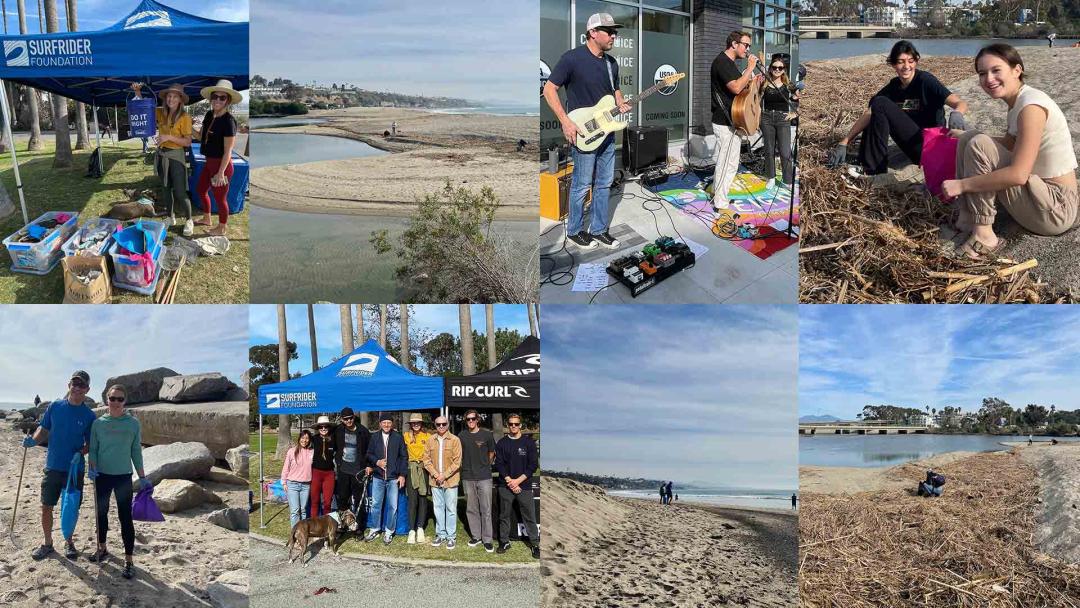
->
[606, 237, 695, 297]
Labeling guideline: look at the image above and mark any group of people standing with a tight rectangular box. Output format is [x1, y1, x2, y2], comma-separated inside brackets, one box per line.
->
[659, 481, 676, 505]
[278, 409, 540, 558]
[21, 371, 147, 580]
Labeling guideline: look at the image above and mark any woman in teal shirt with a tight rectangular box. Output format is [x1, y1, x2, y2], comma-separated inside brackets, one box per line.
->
[88, 384, 147, 579]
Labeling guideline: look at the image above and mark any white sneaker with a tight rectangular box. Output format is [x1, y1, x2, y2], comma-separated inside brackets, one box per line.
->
[712, 199, 730, 212]
[182, 219, 193, 237]
[765, 178, 776, 191]
[407, 530, 416, 545]
[416, 528, 426, 543]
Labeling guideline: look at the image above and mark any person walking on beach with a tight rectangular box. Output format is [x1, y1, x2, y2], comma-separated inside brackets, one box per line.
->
[666, 481, 674, 504]
[827, 40, 969, 183]
[495, 414, 540, 559]
[659, 482, 668, 504]
[23, 370, 97, 561]
[309, 416, 336, 518]
[403, 414, 431, 545]
[424, 416, 462, 549]
[941, 44, 1078, 258]
[365, 413, 408, 544]
[281, 430, 314, 529]
[151, 84, 195, 237]
[461, 409, 497, 552]
[196, 79, 241, 237]
[87, 384, 147, 579]
[333, 408, 371, 529]
[391, 121, 398, 137]
[543, 12, 631, 251]
[791, 493, 797, 510]
[1048, 32, 1056, 48]
[710, 31, 763, 211]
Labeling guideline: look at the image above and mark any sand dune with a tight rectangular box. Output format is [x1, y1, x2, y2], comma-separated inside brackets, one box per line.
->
[1019, 443, 1080, 564]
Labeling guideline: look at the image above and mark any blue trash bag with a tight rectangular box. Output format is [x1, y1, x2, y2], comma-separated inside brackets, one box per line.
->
[365, 480, 411, 535]
[60, 458, 83, 539]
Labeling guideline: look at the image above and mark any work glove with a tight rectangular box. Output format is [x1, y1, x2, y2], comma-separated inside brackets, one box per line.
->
[134, 477, 148, 491]
[88, 467, 98, 481]
[21, 436, 36, 448]
[947, 111, 967, 131]
[826, 144, 847, 168]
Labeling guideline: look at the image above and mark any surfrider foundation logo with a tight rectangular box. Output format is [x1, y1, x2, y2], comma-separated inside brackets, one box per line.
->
[124, 10, 172, 29]
[265, 394, 281, 409]
[338, 353, 379, 377]
[655, 64, 679, 96]
[4, 41, 28, 67]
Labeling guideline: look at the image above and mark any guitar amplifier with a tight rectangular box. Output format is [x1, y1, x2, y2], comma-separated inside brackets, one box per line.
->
[540, 163, 573, 221]
[622, 125, 668, 175]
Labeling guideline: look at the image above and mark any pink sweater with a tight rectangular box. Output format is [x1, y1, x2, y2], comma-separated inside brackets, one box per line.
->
[281, 447, 313, 483]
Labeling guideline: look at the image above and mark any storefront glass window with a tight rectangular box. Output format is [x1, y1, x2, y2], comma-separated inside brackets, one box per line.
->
[645, 0, 690, 11]
[575, 0, 640, 135]
[540, 0, 572, 154]
[642, 10, 690, 142]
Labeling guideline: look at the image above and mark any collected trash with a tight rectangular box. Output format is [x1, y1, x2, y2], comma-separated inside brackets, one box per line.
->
[62, 217, 123, 258]
[108, 220, 166, 295]
[3, 211, 80, 275]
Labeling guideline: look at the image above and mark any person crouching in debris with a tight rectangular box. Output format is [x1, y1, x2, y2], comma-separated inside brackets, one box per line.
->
[941, 44, 1078, 260]
[917, 469, 945, 497]
[826, 40, 969, 184]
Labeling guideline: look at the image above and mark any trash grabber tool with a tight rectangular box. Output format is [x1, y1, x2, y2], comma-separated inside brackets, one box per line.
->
[7, 433, 30, 548]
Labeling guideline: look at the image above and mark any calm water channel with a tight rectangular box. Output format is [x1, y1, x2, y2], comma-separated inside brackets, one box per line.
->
[800, 433, 1080, 468]
[800, 37, 1049, 62]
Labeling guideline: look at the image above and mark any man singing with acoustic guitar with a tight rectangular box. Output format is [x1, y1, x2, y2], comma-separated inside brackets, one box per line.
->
[711, 31, 763, 212]
[543, 12, 632, 250]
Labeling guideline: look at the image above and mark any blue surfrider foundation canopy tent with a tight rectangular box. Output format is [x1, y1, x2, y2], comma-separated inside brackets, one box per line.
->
[256, 339, 445, 528]
[0, 0, 249, 223]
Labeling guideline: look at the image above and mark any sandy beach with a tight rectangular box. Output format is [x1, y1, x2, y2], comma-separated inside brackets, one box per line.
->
[541, 477, 797, 607]
[0, 429, 248, 608]
[799, 446, 1080, 606]
[250, 107, 538, 219]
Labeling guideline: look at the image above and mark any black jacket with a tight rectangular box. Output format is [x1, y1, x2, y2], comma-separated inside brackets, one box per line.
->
[311, 433, 335, 471]
[333, 423, 371, 475]
[366, 430, 409, 479]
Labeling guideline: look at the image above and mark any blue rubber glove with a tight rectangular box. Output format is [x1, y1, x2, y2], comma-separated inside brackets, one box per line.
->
[947, 111, 966, 131]
[71, 453, 82, 467]
[135, 477, 149, 491]
[88, 466, 98, 481]
[21, 436, 36, 448]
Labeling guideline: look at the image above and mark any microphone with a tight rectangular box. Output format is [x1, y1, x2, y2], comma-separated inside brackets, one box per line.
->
[795, 81, 806, 91]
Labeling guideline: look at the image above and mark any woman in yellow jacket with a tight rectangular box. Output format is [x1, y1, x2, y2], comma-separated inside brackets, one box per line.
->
[423, 416, 462, 549]
[403, 414, 431, 544]
[154, 84, 194, 236]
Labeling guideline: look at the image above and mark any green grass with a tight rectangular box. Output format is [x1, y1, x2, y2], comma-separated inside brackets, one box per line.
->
[248, 431, 534, 564]
[0, 139, 249, 303]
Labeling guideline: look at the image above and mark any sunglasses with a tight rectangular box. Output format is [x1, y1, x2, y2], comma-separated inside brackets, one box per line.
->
[70, 381, 88, 389]
[410, 421, 422, 425]
[508, 422, 521, 427]
[737, 41, 751, 48]
[318, 426, 329, 430]
[598, 28, 618, 37]
[342, 416, 354, 420]
[108, 396, 126, 403]
[210, 94, 229, 101]
[436, 422, 448, 427]
[465, 417, 478, 421]
[771, 66, 785, 71]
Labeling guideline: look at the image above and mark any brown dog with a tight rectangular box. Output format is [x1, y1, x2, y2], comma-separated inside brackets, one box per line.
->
[286, 510, 358, 565]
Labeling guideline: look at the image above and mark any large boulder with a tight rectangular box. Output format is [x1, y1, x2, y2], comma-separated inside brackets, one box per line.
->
[206, 467, 249, 486]
[103, 368, 180, 405]
[129, 402, 247, 458]
[223, 385, 249, 402]
[141, 442, 215, 485]
[206, 570, 248, 608]
[206, 507, 249, 532]
[225, 445, 249, 478]
[159, 373, 237, 403]
[154, 479, 223, 513]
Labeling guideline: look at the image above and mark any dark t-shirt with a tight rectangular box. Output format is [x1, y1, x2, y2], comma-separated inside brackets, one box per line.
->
[460, 429, 496, 481]
[199, 111, 237, 158]
[873, 70, 951, 129]
[548, 45, 619, 113]
[763, 82, 793, 112]
[711, 52, 743, 126]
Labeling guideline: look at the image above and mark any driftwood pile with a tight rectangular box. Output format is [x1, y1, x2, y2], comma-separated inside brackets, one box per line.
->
[798, 56, 1076, 303]
[799, 450, 1080, 607]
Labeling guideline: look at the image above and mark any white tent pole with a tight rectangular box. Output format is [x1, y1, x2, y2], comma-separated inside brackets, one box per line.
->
[0, 80, 29, 225]
[259, 412, 265, 529]
[113, 107, 118, 145]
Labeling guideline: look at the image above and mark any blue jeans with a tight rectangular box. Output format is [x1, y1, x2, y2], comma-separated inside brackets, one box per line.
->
[568, 134, 615, 237]
[286, 481, 310, 529]
[369, 477, 400, 533]
[431, 486, 459, 541]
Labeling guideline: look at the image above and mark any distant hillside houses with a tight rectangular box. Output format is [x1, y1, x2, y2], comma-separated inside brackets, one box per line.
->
[250, 74, 471, 110]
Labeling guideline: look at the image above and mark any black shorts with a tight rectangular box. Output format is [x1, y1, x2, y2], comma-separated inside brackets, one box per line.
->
[41, 468, 84, 507]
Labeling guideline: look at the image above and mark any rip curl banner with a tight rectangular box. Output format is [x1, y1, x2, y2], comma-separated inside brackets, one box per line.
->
[0, 0, 247, 106]
[445, 336, 540, 410]
[258, 339, 444, 415]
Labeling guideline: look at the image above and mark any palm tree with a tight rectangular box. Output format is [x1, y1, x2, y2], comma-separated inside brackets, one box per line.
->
[378, 305, 387, 348]
[65, 0, 88, 149]
[527, 304, 538, 338]
[275, 305, 291, 460]
[307, 305, 319, 371]
[42, 0, 72, 167]
[17, 0, 43, 151]
[356, 304, 365, 343]
[485, 304, 496, 370]
[400, 305, 410, 370]
[459, 304, 475, 375]
[339, 304, 354, 353]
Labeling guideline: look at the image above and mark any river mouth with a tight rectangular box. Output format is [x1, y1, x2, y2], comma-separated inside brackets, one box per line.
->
[799, 433, 1080, 468]
[800, 37, 1049, 62]
[248, 131, 387, 168]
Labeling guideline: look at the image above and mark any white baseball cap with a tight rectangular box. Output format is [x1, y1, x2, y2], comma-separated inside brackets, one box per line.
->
[586, 13, 622, 31]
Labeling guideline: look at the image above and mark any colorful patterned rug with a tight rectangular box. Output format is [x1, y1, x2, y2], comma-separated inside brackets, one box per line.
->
[649, 168, 799, 260]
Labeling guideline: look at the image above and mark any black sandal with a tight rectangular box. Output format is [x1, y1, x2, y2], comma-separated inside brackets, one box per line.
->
[122, 562, 134, 579]
[88, 547, 110, 563]
[30, 545, 54, 561]
[64, 542, 78, 560]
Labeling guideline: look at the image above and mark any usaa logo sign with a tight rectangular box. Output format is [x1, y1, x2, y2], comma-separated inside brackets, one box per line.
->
[654, 64, 679, 96]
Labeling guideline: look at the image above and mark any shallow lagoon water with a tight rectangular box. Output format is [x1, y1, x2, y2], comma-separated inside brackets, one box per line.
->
[799, 433, 1080, 468]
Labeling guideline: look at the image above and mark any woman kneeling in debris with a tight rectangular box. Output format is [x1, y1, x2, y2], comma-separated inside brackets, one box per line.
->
[942, 44, 1079, 259]
[88, 384, 148, 579]
[917, 469, 945, 497]
[154, 84, 195, 237]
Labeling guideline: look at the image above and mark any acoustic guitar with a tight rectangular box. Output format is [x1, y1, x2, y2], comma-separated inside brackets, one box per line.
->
[731, 52, 765, 136]
[567, 72, 686, 152]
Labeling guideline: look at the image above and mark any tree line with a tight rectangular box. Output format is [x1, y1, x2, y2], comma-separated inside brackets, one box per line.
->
[858, 399, 1080, 435]
[543, 471, 668, 491]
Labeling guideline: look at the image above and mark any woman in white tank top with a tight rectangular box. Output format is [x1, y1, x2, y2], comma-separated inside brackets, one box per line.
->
[942, 44, 1079, 259]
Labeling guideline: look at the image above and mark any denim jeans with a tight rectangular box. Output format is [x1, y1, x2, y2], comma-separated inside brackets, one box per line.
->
[568, 134, 615, 237]
[286, 481, 310, 529]
[760, 110, 794, 185]
[369, 477, 400, 532]
[431, 486, 459, 541]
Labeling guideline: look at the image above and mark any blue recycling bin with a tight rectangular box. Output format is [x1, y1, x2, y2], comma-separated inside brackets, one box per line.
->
[188, 142, 249, 214]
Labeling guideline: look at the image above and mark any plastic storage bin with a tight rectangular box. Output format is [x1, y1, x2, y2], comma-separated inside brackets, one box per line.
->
[61, 217, 123, 258]
[107, 220, 166, 295]
[2, 211, 80, 275]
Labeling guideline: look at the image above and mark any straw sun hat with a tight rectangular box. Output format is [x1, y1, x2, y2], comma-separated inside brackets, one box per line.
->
[199, 79, 242, 104]
[157, 83, 189, 105]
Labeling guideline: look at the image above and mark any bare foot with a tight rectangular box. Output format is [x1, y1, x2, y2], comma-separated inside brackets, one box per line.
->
[194, 216, 212, 226]
[208, 225, 228, 237]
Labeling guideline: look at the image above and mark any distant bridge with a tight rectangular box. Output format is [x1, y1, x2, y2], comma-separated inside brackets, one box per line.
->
[799, 421, 929, 435]
[797, 17, 895, 39]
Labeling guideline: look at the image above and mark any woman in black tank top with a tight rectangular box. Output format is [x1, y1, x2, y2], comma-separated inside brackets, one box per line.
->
[760, 60, 798, 189]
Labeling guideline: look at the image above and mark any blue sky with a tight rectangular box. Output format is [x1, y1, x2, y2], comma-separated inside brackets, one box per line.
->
[540, 305, 798, 491]
[0, 305, 248, 404]
[248, 304, 532, 376]
[0, 0, 247, 31]
[799, 305, 1080, 420]
[251, 0, 536, 104]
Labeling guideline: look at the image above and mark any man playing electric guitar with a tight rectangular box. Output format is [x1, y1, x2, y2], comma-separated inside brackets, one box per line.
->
[543, 12, 631, 250]
[711, 31, 764, 211]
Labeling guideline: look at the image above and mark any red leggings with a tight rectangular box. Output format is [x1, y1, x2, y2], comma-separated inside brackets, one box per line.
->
[309, 468, 336, 517]
[196, 157, 234, 224]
